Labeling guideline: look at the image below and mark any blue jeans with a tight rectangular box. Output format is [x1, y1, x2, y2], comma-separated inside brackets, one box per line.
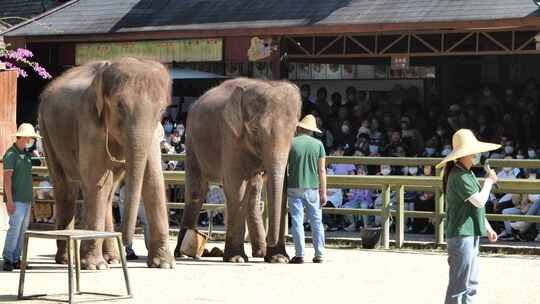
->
[2, 202, 32, 263]
[445, 236, 480, 304]
[287, 188, 325, 258]
[119, 202, 148, 252]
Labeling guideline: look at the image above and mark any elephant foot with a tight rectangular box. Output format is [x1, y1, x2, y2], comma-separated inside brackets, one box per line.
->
[224, 246, 249, 263]
[55, 250, 68, 265]
[148, 245, 175, 269]
[264, 245, 289, 264]
[252, 247, 266, 258]
[223, 254, 249, 263]
[103, 251, 120, 264]
[81, 254, 109, 270]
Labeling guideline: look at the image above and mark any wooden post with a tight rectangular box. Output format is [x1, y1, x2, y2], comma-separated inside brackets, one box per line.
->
[435, 167, 445, 246]
[0, 70, 18, 230]
[381, 185, 391, 249]
[396, 185, 405, 249]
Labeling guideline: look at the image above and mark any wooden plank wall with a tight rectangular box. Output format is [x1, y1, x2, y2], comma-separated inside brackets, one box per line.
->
[0, 69, 17, 228]
[0, 70, 17, 164]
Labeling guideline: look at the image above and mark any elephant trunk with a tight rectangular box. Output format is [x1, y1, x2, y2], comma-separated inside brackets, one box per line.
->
[121, 135, 149, 246]
[266, 158, 287, 247]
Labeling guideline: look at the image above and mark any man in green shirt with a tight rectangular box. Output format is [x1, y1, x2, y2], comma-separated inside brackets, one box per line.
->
[287, 115, 327, 264]
[3, 123, 40, 271]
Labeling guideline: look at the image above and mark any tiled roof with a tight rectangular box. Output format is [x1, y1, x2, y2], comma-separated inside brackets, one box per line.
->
[0, 0, 65, 28]
[4, 0, 540, 37]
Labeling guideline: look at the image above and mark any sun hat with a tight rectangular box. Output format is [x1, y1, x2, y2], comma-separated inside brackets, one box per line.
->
[297, 114, 322, 133]
[13, 123, 41, 138]
[435, 129, 500, 169]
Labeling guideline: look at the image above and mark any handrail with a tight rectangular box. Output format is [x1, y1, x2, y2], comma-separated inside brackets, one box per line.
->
[18, 156, 540, 251]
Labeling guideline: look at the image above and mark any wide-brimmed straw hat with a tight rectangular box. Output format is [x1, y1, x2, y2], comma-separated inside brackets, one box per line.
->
[297, 114, 322, 133]
[13, 123, 41, 138]
[435, 129, 500, 169]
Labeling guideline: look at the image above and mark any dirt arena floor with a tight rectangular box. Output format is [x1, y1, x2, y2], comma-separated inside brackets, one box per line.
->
[1, 232, 539, 304]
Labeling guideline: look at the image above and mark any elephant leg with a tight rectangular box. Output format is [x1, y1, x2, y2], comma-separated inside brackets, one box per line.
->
[103, 175, 123, 264]
[246, 174, 266, 258]
[175, 156, 208, 258]
[52, 182, 78, 264]
[40, 124, 78, 264]
[223, 178, 249, 263]
[79, 172, 113, 270]
[141, 139, 175, 268]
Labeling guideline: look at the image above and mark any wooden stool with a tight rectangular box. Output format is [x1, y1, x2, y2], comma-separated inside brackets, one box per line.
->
[17, 229, 133, 303]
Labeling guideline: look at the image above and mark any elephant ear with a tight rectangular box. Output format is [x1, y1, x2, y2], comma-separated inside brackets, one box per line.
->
[223, 86, 245, 138]
[88, 61, 111, 120]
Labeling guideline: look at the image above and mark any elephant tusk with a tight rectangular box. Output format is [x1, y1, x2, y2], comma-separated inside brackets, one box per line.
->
[105, 126, 127, 166]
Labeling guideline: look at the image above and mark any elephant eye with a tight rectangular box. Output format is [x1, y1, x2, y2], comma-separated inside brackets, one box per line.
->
[116, 102, 125, 114]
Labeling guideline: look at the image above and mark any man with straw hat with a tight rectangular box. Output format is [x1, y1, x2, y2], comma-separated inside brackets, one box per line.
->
[2, 123, 40, 271]
[436, 129, 499, 304]
[287, 114, 327, 264]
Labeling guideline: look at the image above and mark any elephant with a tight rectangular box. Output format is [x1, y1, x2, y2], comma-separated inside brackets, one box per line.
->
[38, 57, 175, 269]
[175, 77, 302, 263]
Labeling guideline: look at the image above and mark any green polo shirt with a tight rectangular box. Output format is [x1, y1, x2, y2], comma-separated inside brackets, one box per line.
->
[3, 144, 33, 203]
[445, 164, 486, 238]
[287, 134, 326, 189]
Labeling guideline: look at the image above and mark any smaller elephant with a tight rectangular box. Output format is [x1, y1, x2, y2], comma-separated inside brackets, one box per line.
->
[39, 57, 175, 269]
[176, 78, 301, 263]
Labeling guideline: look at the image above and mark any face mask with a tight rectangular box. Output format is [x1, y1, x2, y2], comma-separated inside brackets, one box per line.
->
[25, 138, 35, 150]
[408, 167, 418, 175]
[425, 148, 435, 156]
[516, 154, 525, 160]
[504, 146, 514, 154]
[369, 145, 379, 154]
[528, 150, 536, 159]
[341, 125, 350, 133]
[381, 168, 391, 176]
[472, 154, 481, 165]
[177, 125, 185, 136]
[401, 167, 409, 175]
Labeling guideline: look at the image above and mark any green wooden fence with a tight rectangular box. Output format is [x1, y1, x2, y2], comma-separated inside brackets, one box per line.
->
[24, 155, 540, 249]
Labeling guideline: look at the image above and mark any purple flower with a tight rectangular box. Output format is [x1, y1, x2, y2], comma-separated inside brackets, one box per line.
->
[0, 47, 51, 79]
[32, 63, 52, 79]
[16, 48, 33, 59]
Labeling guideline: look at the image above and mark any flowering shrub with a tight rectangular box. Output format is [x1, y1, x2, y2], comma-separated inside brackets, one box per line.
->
[0, 46, 52, 79]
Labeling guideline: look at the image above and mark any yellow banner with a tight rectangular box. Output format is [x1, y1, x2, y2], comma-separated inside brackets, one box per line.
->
[75, 39, 222, 65]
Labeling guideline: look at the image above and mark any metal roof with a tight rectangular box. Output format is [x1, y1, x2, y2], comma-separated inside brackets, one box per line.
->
[3, 0, 540, 37]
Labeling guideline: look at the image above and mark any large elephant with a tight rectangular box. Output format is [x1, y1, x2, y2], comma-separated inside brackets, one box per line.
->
[175, 78, 301, 263]
[39, 57, 175, 269]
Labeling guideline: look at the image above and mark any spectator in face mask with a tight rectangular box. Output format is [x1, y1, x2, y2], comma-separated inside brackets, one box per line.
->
[342, 166, 373, 232]
[403, 166, 420, 232]
[373, 165, 397, 225]
[300, 84, 316, 115]
[162, 118, 174, 137]
[334, 121, 355, 149]
[318, 91, 338, 122]
[423, 138, 438, 157]
[527, 147, 537, 159]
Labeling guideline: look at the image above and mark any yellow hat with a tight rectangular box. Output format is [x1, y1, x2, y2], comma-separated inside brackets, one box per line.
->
[297, 114, 322, 133]
[14, 123, 41, 138]
[435, 129, 500, 169]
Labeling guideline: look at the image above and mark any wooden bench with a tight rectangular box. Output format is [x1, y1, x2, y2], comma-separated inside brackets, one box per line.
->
[17, 229, 132, 303]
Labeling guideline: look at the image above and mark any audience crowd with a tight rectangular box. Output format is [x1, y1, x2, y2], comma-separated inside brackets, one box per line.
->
[27, 77, 540, 242]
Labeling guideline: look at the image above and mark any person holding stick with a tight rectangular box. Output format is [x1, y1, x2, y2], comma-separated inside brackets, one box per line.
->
[436, 129, 499, 304]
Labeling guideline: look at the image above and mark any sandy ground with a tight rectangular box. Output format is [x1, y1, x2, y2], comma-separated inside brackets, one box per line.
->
[0, 231, 539, 304]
